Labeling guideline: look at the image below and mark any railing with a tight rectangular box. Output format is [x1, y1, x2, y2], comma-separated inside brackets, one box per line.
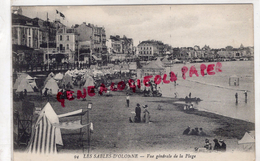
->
[13, 63, 90, 73]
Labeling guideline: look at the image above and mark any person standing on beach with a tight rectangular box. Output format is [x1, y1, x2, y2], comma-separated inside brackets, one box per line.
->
[244, 90, 247, 103]
[235, 93, 238, 103]
[143, 105, 150, 123]
[24, 89, 27, 97]
[189, 92, 191, 98]
[135, 103, 141, 123]
[126, 93, 130, 107]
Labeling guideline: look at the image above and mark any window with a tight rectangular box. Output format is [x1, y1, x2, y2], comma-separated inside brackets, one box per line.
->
[67, 36, 69, 41]
[150, 51, 152, 54]
[150, 47, 152, 50]
[147, 47, 148, 50]
[141, 51, 142, 54]
[66, 44, 69, 50]
[28, 28, 30, 35]
[141, 47, 142, 50]
[60, 35, 62, 41]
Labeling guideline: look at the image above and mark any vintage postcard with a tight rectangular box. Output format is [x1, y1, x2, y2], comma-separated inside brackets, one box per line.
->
[11, 5, 255, 161]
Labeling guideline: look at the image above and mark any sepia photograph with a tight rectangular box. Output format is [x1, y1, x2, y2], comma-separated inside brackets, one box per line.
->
[11, 4, 255, 160]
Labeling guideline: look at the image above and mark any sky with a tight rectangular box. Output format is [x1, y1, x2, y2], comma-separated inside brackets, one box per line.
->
[18, 5, 254, 48]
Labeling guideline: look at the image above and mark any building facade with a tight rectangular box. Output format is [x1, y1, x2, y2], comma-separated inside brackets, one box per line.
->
[75, 22, 107, 54]
[110, 35, 122, 53]
[137, 40, 165, 60]
[33, 18, 65, 48]
[56, 27, 79, 63]
[12, 13, 41, 49]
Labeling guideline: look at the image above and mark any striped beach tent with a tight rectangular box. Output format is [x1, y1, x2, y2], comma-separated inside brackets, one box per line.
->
[26, 102, 63, 154]
[26, 103, 93, 154]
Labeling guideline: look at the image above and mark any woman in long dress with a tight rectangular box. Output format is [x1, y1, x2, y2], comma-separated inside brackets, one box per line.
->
[143, 105, 150, 123]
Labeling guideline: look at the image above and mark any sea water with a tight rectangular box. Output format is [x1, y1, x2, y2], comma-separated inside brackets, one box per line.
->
[159, 61, 254, 123]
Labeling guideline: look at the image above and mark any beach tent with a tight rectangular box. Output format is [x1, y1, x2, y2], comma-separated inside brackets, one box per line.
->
[142, 59, 164, 70]
[43, 72, 55, 86]
[155, 59, 164, 67]
[27, 102, 63, 154]
[54, 73, 63, 80]
[16, 78, 34, 93]
[27, 102, 91, 154]
[13, 73, 32, 90]
[82, 73, 90, 81]
[62, 74, 73, 86]
[83, 75, 95, 87]
[162, 57, 172, 66]
[238, 131, 255, 151]
[42, 78, 59, 95]
[65, 70, 73, 76]
[86, 69, 94, 77]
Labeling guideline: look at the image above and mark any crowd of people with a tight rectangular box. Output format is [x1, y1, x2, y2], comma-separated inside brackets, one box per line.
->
[183, 126, 206, 136]
[184, 125, 227, 152]
[202, 138, 226, 152]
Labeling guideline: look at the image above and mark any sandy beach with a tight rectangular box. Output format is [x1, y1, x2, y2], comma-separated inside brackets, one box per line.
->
[13, 87, 254, 154]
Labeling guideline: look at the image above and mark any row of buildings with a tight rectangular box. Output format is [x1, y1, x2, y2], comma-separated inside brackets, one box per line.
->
[137, 41, 254, 61]
[12, 7, 135, 65]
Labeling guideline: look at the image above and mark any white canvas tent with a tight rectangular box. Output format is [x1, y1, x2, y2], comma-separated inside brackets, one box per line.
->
[83, 75, 95, 87]
[16, 78, 34, 93]
[238, 131, 255, 151]
[44, 73, 55, 86]
[14, 73, 32, 90]
[62, 74, 73, 86]
[42, 78, 59, 95]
